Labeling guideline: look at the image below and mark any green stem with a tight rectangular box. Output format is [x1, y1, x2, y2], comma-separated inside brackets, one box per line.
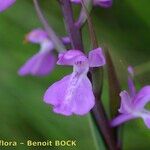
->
[33, 0, 66, 52]
[59, 0, 84, 51]
[88, 114, 100, 150]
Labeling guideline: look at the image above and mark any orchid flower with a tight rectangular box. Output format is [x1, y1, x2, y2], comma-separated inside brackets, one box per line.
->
[0, 0, 16, 12]
[18, 28, 56, 76]
[44, 48, 106, 116]
[111, 66, 150, 128]
[71, 0, 112, 8]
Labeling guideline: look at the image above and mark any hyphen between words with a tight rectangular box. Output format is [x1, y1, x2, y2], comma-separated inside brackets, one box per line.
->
[0, 140, 77, 147]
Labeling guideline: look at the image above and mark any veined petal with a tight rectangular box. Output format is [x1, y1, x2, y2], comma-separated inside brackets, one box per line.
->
[44, 74, 75, 116]
[111, 114, 136, 127]
[44, 75, 71, 107]
[57, 50, 86, 66]
[71, 76, 95, 115]
[88, 47, 106, 67]
[18, 52, 55, 76]
[26, 28, 48, 44]
[44, 73, 94, 116]
[134, 86, 150, 110]
[93, 0, 112, 8]
[0, 0, 16, 12]
[119, 91, 132, 114]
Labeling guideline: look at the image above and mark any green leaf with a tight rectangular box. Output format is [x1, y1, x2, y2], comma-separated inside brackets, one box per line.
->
[105, 49, 121, 118]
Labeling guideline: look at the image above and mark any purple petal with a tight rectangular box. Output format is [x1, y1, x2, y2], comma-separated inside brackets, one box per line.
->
[44, 75, 73, 116]
[44, 74, 95, 116]
[26, 28, 48, 44]
[72, 76, 95, 115]
[61, 36, 71, 45]
[128, 66, 134, 77]
[143, 117, 150, 128]
[44, 75, 70, 107]
[57, 50, 85, 66]
[128, 77, 136, 98]
[138, 110, 150, 128]
[111, 114, 136, 127]
[119, 91, 132, 114]
[18, 52, 56, 76]
[0, 0, 16, 12]
[88, 47, 106, 67]
[94, 0, 112, 8]
[133, 86, 150, 110]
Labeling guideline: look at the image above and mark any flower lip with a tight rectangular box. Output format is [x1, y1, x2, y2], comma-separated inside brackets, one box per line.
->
[44, 74, 95, 116]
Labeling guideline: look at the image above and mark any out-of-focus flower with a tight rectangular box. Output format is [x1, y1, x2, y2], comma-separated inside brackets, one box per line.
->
[71, 0, 112, 8]
[44, 48, 106, 116]
[111, 66, 150, 128]
[18, 28, 56, 76]
[0, 0, 16, 12]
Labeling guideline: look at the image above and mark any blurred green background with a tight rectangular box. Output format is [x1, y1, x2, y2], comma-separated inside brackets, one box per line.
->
[0, 0, 150, 150]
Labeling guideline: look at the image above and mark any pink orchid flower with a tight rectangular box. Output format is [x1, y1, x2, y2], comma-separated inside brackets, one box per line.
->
[111, 66, 150, 128]
[44, 48, 106, 116]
